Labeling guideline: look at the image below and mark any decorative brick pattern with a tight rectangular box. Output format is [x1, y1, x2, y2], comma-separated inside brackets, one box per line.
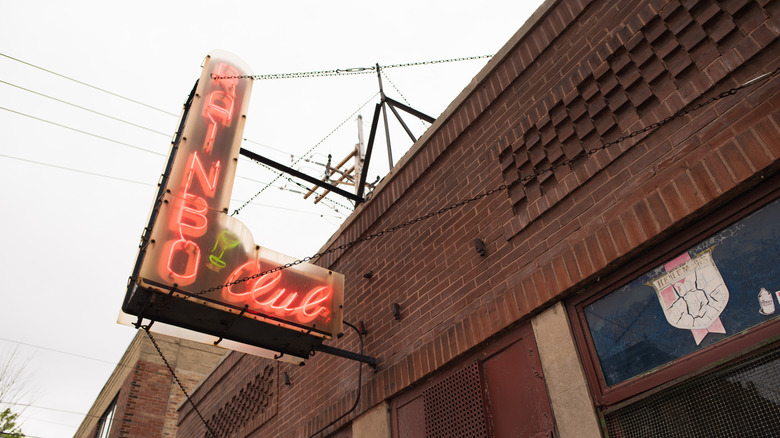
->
[204, 364, 276, 437]
[498, 0, 777, 235]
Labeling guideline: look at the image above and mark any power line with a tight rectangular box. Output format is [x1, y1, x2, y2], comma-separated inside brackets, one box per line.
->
[0, 79, 171, 137]
[0, 337, 117, 365]
[0, 52, 179, 117]
[0, 152, 343, 219]
[2, 401, 96, 419]
[0, 153, 154, 187]
[0, 106, 165, 157]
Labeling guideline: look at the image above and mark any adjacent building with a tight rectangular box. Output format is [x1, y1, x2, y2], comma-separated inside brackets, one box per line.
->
[169, 0, 780, 436]
[74, 331, 224, 437]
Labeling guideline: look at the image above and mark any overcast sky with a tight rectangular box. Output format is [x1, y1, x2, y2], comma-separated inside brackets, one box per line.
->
[0, 1, 543, 436]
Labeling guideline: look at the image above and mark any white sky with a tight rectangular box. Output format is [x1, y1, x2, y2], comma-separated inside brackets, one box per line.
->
[0, 1, 543, 436]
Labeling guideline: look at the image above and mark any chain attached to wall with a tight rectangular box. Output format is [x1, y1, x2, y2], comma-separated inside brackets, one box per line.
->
[141, 327, 220, 438]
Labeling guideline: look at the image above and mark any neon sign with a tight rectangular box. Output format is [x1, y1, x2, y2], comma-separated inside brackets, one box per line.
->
[127, 51, 344, 346]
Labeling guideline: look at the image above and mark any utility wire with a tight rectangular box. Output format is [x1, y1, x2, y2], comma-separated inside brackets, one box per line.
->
[0, 153, 154, 187]
[0, 52, 179, 117]
[0, 106, 165, 157]
[0, 337, 117, 366]
[0, 336, 206, 384]
[0, 79, 171, 137]
[0, 152, 342, 218]
[2, 401, 96, 418]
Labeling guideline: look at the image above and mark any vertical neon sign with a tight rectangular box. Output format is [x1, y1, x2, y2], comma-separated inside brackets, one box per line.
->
[135, 51, 343, 339]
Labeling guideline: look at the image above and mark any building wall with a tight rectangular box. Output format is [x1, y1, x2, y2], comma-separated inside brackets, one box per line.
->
[75, 331, 225, 438]
[179, 0, 780, 436]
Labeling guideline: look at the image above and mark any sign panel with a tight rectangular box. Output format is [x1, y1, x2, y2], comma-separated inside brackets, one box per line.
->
[122, 51, 344, 362]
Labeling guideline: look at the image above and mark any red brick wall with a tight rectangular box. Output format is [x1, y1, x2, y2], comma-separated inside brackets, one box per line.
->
[179, 0, 780, 436]
[111, 361, 171, 437]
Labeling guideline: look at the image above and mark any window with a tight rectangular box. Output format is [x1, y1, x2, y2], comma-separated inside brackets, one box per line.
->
[95, 395, 117, 438]
[570, 182, 780, 407]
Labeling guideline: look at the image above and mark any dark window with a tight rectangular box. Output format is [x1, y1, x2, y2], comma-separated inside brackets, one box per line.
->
[583, 197, 780, 386]
[569, 179, 780, 433]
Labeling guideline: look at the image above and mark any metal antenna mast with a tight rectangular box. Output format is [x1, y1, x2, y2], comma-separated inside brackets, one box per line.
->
[241, 63, 436, 206]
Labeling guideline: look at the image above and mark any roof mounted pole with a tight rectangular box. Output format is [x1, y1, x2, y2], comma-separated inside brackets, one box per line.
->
[376, 63, 394, 170]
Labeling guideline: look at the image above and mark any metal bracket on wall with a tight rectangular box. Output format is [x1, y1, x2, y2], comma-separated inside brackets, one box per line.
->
[313, 344, 378, 369]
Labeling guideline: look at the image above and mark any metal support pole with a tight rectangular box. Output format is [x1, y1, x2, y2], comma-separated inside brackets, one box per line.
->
[376, 63, 393, 170]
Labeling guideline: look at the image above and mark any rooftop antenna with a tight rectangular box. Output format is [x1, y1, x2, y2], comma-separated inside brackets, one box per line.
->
[241, 63, 435, 206]
[303, 115, 377, 204]
[356, 63, 436, 201]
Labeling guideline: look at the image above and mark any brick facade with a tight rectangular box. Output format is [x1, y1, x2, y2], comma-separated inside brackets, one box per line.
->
[75, 332, 225, 438]
[179, 0, 780, 436]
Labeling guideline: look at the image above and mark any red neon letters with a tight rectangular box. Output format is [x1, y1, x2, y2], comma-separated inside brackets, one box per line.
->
[222, 261, 332, 324]
[144, 53, 340, 333]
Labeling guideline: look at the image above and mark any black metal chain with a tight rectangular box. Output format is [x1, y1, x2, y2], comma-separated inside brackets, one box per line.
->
[142, 327, 221, 438]
[205, 66, 779, 296]
[212, 55, 494, 81]
[195, 183, 508, 296]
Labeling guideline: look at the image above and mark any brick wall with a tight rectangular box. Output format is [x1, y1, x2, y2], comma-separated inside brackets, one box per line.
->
[179, 0, 780, 436]
[112, 360, 171, 437]
[77, 332, 224, 438]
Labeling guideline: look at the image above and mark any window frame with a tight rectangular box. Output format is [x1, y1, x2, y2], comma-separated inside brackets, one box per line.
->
[567, 174, 780, 407]
[95, 394, 118, 438]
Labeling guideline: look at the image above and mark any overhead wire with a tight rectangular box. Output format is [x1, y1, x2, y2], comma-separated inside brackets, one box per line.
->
[0, 153, 153, 187]
[0, 106, 165, 157]
[1, 54, 373, 214]
[0, 151, 342, 218]
[0, 52, 179, 117]
[0, 79, 171, 137]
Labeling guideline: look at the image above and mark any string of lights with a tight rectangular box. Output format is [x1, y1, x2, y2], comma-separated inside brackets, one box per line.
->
[211, 54, 494, 80]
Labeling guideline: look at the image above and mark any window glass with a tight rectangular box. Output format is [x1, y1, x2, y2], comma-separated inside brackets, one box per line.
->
[96, 396, 117, 438]
[584, 198, 780, 386]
